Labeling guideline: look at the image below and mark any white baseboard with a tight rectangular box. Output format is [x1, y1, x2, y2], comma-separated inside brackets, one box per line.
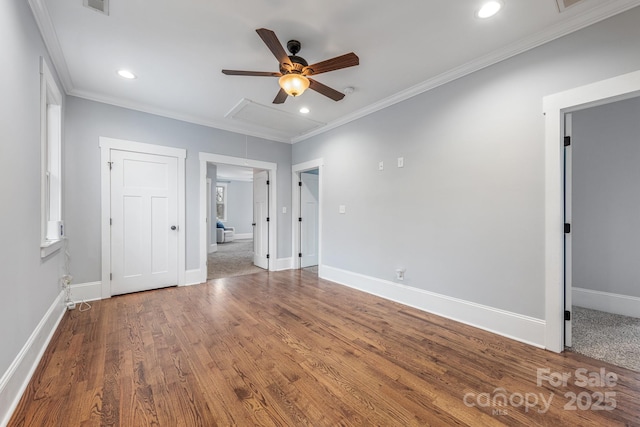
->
[573, 287, 640, 318]
[70, 281, 102, 302]
[234, 233, 252, 240]
[0, 291, 66, 426]
[185, 268, 205, 286]
[321, 265, 546, 348]
[274, 257, 293, 271]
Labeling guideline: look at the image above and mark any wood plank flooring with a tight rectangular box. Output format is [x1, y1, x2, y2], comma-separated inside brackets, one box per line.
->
[9, 270, 640, 426]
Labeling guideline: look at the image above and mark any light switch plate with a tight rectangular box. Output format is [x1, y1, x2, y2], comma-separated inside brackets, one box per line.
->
[339, 205, 346, 214]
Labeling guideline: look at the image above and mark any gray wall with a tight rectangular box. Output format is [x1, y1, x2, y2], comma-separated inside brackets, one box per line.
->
[65, 97, 292, 283]
[224, 180, 253, 234]
[572, 96, 640, 298]
[293, 7, 640, 320]
[0, 0, 64, 379]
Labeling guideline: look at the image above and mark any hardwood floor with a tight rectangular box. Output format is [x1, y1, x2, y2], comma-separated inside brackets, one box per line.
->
[9, 270, 640, 426]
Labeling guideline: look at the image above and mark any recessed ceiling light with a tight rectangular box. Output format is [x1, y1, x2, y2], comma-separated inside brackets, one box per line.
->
[476, 1, 503, 19]
[117, 69, 136, 79]
[299, 107, 310, 114]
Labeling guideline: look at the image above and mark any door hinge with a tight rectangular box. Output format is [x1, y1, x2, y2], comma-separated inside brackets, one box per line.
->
[110, 218, 112, 226]
[266, 217, 270, 222]
[110, 273, 112, 280]
[298, 253, 302, 258]
[108, 161, 113, 170]
[564, 310, 571, 321]
[564, 223, 571, 233]
[564, 136, 571, 147]
[266, 254, 270, 259]
[266, 180, 270, 185]
[298, 217, 302, 222]
[298, 181, 302, 187]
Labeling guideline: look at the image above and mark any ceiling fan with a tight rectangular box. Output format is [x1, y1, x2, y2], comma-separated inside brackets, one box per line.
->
[222, 28, 359, 104]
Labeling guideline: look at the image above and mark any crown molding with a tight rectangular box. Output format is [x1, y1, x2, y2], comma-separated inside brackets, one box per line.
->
[28, 0, 74, 93]
[291, 0, 640, 143]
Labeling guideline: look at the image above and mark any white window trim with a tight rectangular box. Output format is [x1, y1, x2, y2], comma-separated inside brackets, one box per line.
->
[40, 58, 64, 258]
[216, 182, 228, 222]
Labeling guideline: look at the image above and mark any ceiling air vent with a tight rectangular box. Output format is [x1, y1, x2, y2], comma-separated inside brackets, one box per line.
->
[556, 0, 585, 12]
[83, 0, 109, 15]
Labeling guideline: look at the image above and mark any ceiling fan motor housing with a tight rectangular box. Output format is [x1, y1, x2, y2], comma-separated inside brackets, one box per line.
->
[281, 40, 308, 74]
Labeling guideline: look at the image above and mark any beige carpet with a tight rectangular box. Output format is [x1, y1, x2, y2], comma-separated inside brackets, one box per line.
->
[570, 306, 640, 372]
[207, 239, 265, 280]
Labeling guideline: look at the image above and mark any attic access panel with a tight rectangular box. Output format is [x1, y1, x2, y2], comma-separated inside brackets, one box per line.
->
[83, 0, 109, 15]
[225, 99, 325, 137]
[556, 0, 585, 12]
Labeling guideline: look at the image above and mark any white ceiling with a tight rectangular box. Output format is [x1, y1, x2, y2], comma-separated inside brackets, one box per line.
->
[31, 0, 640, 143]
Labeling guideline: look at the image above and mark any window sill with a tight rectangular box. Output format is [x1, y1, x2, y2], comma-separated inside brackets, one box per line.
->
[41, 239, 63, 258]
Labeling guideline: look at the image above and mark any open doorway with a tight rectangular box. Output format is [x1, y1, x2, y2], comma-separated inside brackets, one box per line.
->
[206, 164, 266, 280]
[564, 96, 640, 372]
[543, 69, 640, 353]
[199, 153, 278, 284]
[300, 169, 319, 274]
[293, 159, 323, 275]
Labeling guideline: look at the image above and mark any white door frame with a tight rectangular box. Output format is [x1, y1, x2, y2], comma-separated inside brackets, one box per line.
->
[543, 70, 640, 353]
[199, 152, 278, 283]
[100, 137, 186, 299]
[292, 159, 324, 271]
[563, 113, 573, 348]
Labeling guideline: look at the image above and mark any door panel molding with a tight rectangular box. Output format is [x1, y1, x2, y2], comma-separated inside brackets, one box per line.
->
[100, 137, 186, 299]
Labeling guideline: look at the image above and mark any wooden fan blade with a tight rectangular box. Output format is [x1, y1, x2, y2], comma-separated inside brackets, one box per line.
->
[256, 28, 292, 68]
[222, 70, 281, 77]
[308, 78, 345, 101]
[303, 52, 359, 76]
[273, 88, 288, 104]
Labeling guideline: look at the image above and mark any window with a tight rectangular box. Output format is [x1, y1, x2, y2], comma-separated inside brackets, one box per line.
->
[40, 58, 64, 257]
[216, 183, 227, 221]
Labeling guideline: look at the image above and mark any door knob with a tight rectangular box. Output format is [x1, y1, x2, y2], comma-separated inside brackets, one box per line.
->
[171, 225, 177, 230]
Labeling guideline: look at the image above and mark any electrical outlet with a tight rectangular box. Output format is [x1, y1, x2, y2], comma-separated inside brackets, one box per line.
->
[378, 161, 384, 171]
[395, 269, 405, 281]
[66, 301, 76, 310]
[398, 157, 404, 168]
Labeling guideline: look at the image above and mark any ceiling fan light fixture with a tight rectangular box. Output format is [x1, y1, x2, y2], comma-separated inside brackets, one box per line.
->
[279, 73, 310, 97]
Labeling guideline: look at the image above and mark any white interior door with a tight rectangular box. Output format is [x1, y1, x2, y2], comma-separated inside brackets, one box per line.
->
[110, 150, 179, 295]
[300, 171, 319, 268]
[207, 178, 217, 253]
[253, 170, 269, 269]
